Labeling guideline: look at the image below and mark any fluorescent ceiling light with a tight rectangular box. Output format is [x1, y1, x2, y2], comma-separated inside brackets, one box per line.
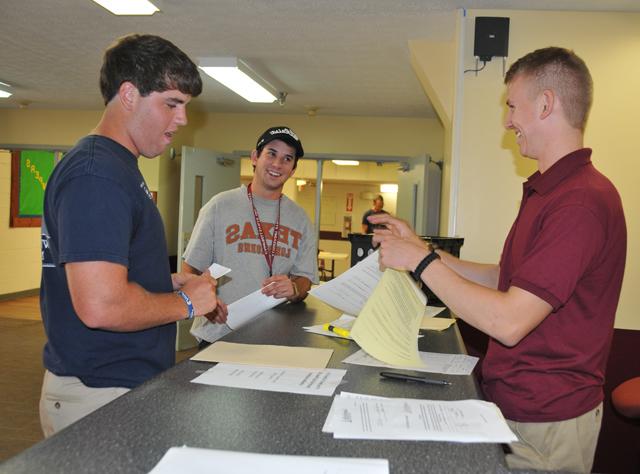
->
[91, 0, 159, 15]
[380, 183, 398, 193]
[0, 82, 12, 98]
[199, 58, 277, 103]
[332, 160, 360, 166]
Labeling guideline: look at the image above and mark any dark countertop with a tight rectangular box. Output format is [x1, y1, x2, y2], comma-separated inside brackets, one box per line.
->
[1, 298, 514, 474]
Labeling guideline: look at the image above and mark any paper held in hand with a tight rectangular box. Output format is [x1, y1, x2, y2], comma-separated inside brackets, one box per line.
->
[309, 251, 427, 367]
[350, 269, 426, 367]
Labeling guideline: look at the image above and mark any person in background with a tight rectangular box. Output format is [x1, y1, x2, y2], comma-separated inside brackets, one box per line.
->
[370, 47, 626, 473]
[39, 34, 222, 437]
[361, 194, 388, 233]
[182, 126, 317, 345]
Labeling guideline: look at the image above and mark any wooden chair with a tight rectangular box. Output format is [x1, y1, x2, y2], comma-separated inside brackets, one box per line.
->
[317, 250, 334, 281]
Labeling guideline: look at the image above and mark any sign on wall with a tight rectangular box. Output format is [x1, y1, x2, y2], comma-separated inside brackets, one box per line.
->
[10, 150, 57, 227]
[346, 192, 353, 212]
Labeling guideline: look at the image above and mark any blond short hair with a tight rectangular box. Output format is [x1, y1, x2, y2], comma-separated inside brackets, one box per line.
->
[505, 47, 593, 131]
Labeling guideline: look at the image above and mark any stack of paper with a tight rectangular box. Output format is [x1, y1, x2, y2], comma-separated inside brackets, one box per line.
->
[323, 392, 517, 443]
[309, 251, 428, 368]
[350, 269, 426, 367]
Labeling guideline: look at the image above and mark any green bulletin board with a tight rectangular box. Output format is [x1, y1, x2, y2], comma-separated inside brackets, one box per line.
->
[10, 150, 57, 227]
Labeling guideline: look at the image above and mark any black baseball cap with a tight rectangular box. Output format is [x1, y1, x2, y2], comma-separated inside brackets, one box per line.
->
[256, 126, 304, 159]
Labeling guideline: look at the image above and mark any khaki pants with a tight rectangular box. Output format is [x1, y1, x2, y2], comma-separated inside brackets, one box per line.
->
[506, 402, 603, 473]
[39, 370, 129, 438]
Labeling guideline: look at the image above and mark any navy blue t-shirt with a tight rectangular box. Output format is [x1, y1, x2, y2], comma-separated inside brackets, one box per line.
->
[40, 135, 175, 388]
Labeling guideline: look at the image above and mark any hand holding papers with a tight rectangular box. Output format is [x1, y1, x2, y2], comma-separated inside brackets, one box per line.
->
[190, 271, 286, 342]
[225, 282, 286, 330]
[323, 392, 517, 443]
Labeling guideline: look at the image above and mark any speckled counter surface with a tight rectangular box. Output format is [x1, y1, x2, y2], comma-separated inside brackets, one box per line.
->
[1, 298, 516, 474]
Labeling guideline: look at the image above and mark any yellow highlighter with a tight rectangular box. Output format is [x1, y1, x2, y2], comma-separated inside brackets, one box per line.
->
[322, 323, 351, 339]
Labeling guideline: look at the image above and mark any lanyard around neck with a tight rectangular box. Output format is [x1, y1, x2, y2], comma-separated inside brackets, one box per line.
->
[247, 183, 282, 276]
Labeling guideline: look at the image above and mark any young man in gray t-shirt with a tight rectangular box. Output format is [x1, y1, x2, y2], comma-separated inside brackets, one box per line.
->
[182, 127, 317, 343]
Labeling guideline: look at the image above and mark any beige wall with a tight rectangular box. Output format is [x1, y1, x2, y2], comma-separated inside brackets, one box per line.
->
[412, 10, 640, 329]
[0, 150, 42, 293]
[0, 108, 442, 294]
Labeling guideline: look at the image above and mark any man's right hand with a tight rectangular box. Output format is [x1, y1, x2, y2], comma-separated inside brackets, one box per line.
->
[179, 273, 218, 316]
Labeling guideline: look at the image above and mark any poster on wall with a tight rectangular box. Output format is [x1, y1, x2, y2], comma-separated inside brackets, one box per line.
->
[10, 150, 57, 227]
[346, 192, 353, 212]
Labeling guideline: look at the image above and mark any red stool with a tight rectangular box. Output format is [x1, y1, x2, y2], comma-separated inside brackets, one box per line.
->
[611, 376, 640, 418]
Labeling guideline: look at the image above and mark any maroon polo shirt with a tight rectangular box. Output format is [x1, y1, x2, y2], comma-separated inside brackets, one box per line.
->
[482, 148, 627, 422]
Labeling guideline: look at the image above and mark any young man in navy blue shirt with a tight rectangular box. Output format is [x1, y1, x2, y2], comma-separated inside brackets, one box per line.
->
[39, 34, 223, 436]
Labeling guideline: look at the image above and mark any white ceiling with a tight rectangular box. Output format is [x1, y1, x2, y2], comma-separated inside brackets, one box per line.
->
[1, 0, 639, 119]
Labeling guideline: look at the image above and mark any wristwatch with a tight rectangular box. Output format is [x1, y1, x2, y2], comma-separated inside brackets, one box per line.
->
[410, 251, 440, 282]
[290, 278, 299, 299]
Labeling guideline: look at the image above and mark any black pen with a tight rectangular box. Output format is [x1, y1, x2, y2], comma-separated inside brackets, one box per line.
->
[380, 371, 451, 386]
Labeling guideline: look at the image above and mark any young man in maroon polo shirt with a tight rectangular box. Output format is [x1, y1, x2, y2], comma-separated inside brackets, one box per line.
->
[368, 47, 626, 472]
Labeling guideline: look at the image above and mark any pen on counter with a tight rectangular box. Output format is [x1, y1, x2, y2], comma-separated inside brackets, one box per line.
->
[322, 323, 351, 338]
[380, 371, 451, 386]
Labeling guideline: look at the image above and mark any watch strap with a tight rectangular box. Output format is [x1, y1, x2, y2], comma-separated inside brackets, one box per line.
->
[411, 251, 440, 281]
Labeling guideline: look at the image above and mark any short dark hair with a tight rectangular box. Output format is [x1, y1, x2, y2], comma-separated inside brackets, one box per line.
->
[99, 34, 203, 105]
[505, 47, 592, 131]
[374, 194, 384, 204]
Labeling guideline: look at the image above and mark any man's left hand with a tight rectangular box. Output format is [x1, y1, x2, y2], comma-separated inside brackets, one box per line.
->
[262, 274, 297, 300]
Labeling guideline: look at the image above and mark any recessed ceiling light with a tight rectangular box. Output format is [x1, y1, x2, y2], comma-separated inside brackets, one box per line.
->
[332, 160, 360, 166]
[380, 183, 399, 193]
[199, 58, 278, 103]
[91, 0, 159, 15]
[0, 82, 12, 98]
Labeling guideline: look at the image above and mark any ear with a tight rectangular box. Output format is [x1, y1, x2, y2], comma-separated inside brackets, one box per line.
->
[539, 89, 554, 120]
[250, 149, 259, 167]
[118, 81, 138, 111]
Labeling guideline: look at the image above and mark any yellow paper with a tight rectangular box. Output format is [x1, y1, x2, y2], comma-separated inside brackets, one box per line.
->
[350, 269, 424, 367]
[191, 341, 333, 369]
[420, 317, 456, 331]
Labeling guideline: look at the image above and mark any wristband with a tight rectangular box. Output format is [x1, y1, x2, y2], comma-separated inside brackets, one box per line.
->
[176, 290, 195, 320]
[410, 251, 440, 282]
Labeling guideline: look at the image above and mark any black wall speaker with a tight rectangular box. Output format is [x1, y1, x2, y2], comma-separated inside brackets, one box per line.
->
[474, 17, 510, 62]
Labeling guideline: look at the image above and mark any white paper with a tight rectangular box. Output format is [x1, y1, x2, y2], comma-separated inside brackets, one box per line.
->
[149, 446, 389, 474]
[309, 250, 383, 316]
[343, 349, 478, 375]
[191, 362, 347, 397]
[303, 314, 423, 340]
[303, 314, 356, 339]
[208, 263, 231, 279]
[226, 283, 286, 330]
[424, 306, 446, 318]
[323, 392, 517, 443]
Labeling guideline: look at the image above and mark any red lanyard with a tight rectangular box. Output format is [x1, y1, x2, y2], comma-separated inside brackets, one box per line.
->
[247, 183, 282, 276]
